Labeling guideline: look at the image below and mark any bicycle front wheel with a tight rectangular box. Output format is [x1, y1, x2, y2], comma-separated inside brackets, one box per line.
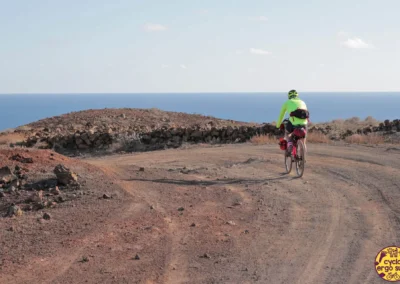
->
[284, 149, 292, 174]
[295, 140, 306, 177]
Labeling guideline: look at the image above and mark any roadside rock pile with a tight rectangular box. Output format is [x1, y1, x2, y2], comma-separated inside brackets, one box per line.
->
[10, 154, 33, 163]
[54, 164, 78, 186]
[7, 204, 23, 217]
[0, 165, 27, 193]
[1, 163, 81, 218]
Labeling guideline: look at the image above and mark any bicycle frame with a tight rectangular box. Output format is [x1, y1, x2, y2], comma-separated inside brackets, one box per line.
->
[292, 141, 297, 157]
[289, 135, 303, 158]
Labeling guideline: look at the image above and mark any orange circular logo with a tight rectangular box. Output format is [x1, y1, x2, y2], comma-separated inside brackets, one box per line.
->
[375, 246, 400, 282]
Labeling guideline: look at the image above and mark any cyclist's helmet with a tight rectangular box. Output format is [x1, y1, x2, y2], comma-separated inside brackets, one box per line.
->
[288, 89, 298, 99]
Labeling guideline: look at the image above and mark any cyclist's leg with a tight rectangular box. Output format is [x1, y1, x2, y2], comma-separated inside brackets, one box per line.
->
[303, 125, 308, 162]
[304, 138, 307, 153]
[304, 124, 307, 152]
[282, 119, 290, 141]
[285, 121, 294, 154]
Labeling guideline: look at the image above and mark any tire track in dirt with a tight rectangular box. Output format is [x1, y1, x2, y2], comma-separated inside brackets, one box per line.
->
[308, 158, 400, 284]
[79, 144, 400, 283]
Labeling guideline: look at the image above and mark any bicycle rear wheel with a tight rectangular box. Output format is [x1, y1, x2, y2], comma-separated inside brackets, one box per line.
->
[295, 140, 306, 177]
[284, 149, 292, 174]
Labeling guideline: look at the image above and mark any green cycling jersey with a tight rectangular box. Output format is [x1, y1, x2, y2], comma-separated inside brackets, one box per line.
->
[276, 98, 308, 128]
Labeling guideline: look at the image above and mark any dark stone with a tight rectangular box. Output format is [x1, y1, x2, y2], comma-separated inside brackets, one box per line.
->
[43, 213, 51, 220]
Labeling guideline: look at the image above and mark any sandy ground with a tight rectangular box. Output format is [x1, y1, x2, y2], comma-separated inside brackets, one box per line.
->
[1, 143, 400, 283]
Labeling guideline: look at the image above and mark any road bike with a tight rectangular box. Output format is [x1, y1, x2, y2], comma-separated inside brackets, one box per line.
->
[279, 120, 307, 177]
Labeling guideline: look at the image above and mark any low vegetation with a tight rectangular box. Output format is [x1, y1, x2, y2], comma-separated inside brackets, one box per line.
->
[250, 132, 395, 146]
[344, 133, 385, 145]
[317, 116, 381, 132]
[305, 132, 331, 144]
[250, 132, 332, 145]
[250, 134, 277, 145]
[0, 133, 25, 147]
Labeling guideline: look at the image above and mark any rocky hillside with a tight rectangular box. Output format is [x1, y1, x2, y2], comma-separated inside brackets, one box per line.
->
[2, 108, 399, 155]
[25, 108, 257, 133]
[11, 108, 274, 154]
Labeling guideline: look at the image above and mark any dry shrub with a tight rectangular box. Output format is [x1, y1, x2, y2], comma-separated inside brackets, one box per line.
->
[250, 134, 277, 145]
[364, 116, 378, 124]
[15, 126, 32, 132]
[306, 132, 330, 143]
[251, 133, 331, 145]
[109, 133, 145, 152]
[0, 133, 26, 146]
[345, 133, 384, 145]
[332, 119, 344, 124]
[345, 117, 361, 124]
[385, 133, 400, 144]
[0, 128, 15, 134]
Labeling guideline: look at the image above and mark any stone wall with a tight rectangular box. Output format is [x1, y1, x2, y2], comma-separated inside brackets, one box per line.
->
[308, 119, 400, 139]
[137, 124, 280, 151]
[23, 124, 280, 154]
[21, 119, 400, 155]
[25, 131, 114, 151]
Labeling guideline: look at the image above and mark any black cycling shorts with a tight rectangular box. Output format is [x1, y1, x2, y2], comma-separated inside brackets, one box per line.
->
[284, 120, 307, 133]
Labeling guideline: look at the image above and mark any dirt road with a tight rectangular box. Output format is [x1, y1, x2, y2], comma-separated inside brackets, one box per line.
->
[2, 143, 400, 283]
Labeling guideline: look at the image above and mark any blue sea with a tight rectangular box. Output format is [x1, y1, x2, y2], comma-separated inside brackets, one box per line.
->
[0, 92, 399, 131]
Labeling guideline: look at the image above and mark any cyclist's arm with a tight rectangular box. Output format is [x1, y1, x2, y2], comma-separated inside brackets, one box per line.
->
[276, 102, 287, 128]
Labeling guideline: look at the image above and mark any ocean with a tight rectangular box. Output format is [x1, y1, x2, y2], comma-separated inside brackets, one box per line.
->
[0, 92, 399, 131]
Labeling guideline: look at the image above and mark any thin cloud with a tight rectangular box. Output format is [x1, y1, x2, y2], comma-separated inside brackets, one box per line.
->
[342, 37, 373, 49]
[198, 9, 209, 15]
[161, 64, 169, 69]
[180, 64, 187, 69]
[250, 48, 271, 55]
[144, 23, 167, 32]
[235, 50, 244, 55]
[250, 16, 268, 22]
[337, 31, 350, 37]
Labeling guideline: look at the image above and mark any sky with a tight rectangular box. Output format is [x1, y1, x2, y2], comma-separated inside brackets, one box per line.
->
[0, 0, 399, 93]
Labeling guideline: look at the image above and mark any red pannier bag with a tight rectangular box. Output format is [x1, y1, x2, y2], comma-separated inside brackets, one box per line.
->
[293, 128, 307, 138]
[278, 138, 287, 150]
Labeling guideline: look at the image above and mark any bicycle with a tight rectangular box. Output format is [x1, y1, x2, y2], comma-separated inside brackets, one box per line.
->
[279, 120, 307, 177]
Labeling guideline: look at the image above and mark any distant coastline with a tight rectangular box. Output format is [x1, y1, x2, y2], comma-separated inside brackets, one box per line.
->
[1, 91, 400, 96]
[1, 92, 399, 131]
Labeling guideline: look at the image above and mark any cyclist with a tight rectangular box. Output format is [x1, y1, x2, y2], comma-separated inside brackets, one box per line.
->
[276, 90, 309, 155]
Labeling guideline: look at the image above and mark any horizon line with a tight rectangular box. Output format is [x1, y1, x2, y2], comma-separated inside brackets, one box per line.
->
[0, 91, 399, 95]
